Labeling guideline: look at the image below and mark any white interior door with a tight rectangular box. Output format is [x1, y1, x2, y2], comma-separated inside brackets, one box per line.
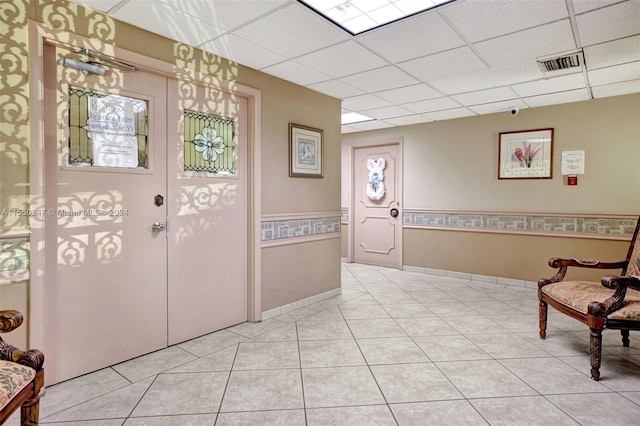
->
[166, 80, 248, 345]
[43, 45, 250, 384]
[353, 144, 402, 268]
[44, 44, 168, 383]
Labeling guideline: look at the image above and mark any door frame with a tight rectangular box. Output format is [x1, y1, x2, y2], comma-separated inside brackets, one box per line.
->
[348, 138, 403, 269]
[27, 22, 263, 354]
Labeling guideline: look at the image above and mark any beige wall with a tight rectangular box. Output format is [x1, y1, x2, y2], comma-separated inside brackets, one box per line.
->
[404, 228, 630, 282]
[1, 0, 341, 344]
[262, 239, 341, 311]
[342, 95, 640, 280]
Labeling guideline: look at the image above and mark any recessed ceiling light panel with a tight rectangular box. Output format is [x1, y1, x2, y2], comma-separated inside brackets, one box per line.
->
[299, 0, 455, 35]
[342, 112, 374, 124]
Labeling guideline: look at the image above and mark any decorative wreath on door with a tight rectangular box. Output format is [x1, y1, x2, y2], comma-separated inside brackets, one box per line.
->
[366, 157, 386, 200]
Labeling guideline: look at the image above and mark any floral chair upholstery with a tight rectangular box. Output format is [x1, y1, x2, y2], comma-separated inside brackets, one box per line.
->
[0, 310, 44, 425]
[538, 215, 640, 381]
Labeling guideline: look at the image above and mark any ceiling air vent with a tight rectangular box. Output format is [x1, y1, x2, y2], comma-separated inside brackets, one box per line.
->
[537, 50, 584, 73]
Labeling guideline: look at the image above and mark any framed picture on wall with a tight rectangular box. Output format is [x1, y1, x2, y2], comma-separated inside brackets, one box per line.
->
[498, 128, 554, 179]
[289, 123, 323, 178]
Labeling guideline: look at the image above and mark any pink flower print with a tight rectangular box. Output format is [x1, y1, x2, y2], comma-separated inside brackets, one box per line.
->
[512, 147, 524, 166]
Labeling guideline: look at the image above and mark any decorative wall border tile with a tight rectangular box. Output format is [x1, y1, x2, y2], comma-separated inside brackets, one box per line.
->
[341, 208, 348, 224]
[261, 212, 341, 247]
[403, 210, 637, 240]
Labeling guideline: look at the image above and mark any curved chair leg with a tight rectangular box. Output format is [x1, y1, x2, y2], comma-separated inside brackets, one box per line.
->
[590, 328, 603, 381]
[539, 300, 548, 339]
[621, 329, 630, 347]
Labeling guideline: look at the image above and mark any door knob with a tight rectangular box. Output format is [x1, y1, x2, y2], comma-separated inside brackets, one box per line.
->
[152, 221, 165, 233]
[390, 208, 399, 218]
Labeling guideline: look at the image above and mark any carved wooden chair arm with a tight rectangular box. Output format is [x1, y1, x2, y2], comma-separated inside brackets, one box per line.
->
[0, 310, 24, 333]
[539, 258, 629, 287]
[586, 275, 640, 317]
[588, 284, 628, 317]
[548, 258, 627, 269]
[601, 275, 640, 291]
[0, 310, 45, 371]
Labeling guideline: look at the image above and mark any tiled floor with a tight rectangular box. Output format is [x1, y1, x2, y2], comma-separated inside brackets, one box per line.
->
[11, 263, 640, 425]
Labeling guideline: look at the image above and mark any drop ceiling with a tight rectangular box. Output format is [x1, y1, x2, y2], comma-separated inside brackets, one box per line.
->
[70, 0, 640, 134]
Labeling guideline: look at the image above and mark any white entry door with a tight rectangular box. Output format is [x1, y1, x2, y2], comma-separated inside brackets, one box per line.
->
[44, 45, 169, 383]
[166, 80, 248, 345]
[352, 144, 402, 268]
[44, 44, 249, 384]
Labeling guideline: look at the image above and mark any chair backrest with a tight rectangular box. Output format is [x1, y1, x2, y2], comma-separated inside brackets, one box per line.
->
[623, 216, 640, 277]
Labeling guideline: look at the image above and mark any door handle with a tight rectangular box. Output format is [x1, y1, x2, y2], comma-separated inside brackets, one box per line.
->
[390, 208, 399, 218]
[152, 221, 165, 233]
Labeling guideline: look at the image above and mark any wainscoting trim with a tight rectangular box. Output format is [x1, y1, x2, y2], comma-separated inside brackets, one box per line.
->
[403, 210, 636, 241]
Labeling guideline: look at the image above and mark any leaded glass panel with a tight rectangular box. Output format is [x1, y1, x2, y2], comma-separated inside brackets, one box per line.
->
[68, 86, 149, 168]
[184, 110, 236, 175]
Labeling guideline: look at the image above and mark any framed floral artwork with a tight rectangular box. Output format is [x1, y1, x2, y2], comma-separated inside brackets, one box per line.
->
[289, 123, 323, 178]
[498, 128, 554, 179]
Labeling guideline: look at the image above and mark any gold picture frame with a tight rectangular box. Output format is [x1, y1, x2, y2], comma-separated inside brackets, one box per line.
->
[289, 123, 323, 178]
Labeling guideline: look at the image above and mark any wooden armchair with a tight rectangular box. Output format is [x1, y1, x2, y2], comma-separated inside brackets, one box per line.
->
[0, 310, 44, 425]
[538, 215, 640, 380]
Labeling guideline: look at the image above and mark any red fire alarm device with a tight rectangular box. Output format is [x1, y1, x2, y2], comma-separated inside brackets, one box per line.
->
[567, 175, 578, 186]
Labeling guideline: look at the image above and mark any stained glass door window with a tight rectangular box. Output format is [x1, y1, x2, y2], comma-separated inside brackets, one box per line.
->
[68, 86, 149, 168]
[184, 110, 236, 175]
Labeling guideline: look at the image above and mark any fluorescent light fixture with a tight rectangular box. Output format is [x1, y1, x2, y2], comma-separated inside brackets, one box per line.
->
[299, 0, 455, 35]
[342, 112, 374, 124]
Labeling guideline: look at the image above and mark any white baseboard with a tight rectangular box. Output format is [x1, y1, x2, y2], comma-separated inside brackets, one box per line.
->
[403, 265, 538, 289]
[262, 287, 342, 320]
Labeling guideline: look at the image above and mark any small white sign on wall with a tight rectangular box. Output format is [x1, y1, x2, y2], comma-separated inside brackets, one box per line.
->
[92, 133, 139, 168]
[561, 150, 585, 175]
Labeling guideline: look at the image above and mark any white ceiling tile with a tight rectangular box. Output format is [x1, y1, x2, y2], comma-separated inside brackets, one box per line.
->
[200, 34, 286, 69]
[577, 1, 640, 46]
[342, 125, 362, 134]
[467, 99, 528, 115]
[375, 84, 443, 104]
[588, 61, 640, 85]
[431, 60, 543, 94]
[169, 0, 289, 31]
[233, 4, 349, 57]
[295, 41, 389, 78]
[360, 105, 414, 119]
[383, 115, 433, 126]
[524, 88, 591, 107]
[73, 0, 123, 13]
[511, 73, 586, 97]
[69, 0, 640, 131]
[573, 0, 621, 15]
[349, 120, 396, 131]
[340, 66, 419, 92]
[261, 61, 332, 86]
[441, 0, 568, 42]
[404, 97, 462, 114]
[356, 12, 465, 62]
[425, 108, 477, 121]
[474, 21, 576, 66]
[452, 87, 519, 106]
[398, 47, 488, 82]
[342, 94, 392, 111]
[585, 35, 640, 69]
[308, 79, 366, 98]
[113, 1, 224, 46]
[592, 79, 640, 98]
